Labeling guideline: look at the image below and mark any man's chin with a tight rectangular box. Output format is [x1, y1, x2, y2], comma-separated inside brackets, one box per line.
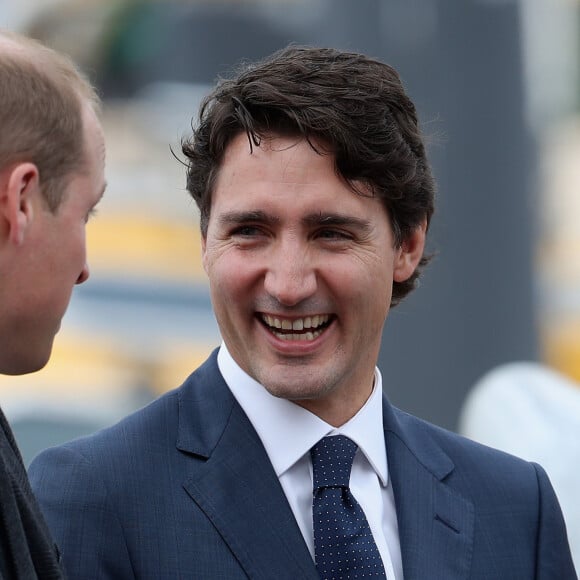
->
[21, 337, 56, 375]
[262, 377, 333, 402]
[2, 354, 50, 376]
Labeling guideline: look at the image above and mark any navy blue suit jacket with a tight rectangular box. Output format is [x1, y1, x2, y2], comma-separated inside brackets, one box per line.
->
[29, 350, 577, 579]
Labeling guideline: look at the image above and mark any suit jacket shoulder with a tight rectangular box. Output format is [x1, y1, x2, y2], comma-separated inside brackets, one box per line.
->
[384, 402, 577, 579]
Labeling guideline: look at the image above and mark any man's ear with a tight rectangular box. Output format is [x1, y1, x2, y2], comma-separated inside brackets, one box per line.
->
[393, 219, 427, 283]
[0, 162, 40, 246]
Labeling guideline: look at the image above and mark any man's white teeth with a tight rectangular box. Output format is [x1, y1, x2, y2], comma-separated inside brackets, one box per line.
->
[262, 314, 330, 331]
[261, 314, 331, 341]
[273, 329, 322, 341]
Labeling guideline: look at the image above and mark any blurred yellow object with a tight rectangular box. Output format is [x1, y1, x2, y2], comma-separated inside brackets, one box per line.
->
[0, 334, 128, 395]
[87, 214, 205, 280]
[0, 333, 213, 401]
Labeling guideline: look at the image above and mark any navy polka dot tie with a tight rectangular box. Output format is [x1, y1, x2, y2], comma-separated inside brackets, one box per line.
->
[311, 435, 387, 579]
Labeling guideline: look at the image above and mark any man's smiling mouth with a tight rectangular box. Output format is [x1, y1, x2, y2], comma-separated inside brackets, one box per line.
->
[260, 314, 332, 341]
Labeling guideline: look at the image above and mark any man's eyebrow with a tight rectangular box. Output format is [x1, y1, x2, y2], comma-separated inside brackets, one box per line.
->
[303, 213, 372, 231]
[217, 210, 280, 226]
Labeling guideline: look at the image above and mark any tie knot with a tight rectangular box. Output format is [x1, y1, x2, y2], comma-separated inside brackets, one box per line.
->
[311, 435, 358, 490]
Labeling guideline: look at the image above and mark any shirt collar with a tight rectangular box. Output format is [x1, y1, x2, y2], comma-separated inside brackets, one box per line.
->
[217, 343, 388, 486]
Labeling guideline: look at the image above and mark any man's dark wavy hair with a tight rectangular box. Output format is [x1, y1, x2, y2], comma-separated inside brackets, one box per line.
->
[181, 45, 435, 305]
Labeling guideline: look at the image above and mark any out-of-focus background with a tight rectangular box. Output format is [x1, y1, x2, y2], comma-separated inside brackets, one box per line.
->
[1, 0, 579, 458]
[2, 0, 580, 568]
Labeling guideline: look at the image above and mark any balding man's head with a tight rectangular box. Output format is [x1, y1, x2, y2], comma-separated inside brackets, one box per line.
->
[0, 29, 100, 211]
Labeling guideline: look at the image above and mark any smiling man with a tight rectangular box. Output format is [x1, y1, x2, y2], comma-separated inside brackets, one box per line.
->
[30, 46, 576, 579]
[0, 29, 105, 578]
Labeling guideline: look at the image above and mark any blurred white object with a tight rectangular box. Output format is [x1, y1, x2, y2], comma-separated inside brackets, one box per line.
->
[459, 361, 580, 569]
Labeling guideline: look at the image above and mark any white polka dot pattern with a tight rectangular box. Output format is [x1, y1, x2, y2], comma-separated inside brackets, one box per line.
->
[311, 435, 386, 579]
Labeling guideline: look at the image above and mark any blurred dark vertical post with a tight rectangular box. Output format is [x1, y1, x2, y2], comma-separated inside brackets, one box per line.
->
[317, 0, 537, 430]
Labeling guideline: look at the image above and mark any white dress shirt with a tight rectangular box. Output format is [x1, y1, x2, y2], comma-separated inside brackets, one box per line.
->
[218, 343, 404, 579]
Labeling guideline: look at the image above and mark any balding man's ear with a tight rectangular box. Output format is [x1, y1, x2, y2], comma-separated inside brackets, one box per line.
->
[0, 162, 40, 246]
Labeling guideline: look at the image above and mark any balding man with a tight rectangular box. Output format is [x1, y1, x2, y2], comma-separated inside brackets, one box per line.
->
[0, 29, 106, 578]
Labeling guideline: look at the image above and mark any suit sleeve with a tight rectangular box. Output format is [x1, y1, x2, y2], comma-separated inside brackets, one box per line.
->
[533, 463, 578, 579]
[28, 445, 135, 580]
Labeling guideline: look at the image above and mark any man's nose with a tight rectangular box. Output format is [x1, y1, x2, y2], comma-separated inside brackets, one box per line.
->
[264, 246, 317, 306]
[76, 262, 90, 285]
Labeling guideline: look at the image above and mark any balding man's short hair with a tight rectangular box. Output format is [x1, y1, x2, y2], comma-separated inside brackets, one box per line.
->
[0, 29, 100, 211]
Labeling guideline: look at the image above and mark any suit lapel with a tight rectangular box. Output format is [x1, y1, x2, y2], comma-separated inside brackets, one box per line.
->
[384, 401, 474, 580]
[177, 351, 318, 580]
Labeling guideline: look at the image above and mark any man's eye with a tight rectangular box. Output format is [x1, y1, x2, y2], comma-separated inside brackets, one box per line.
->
[232, 225, 262, 237]
[317, 229, 351, 240]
